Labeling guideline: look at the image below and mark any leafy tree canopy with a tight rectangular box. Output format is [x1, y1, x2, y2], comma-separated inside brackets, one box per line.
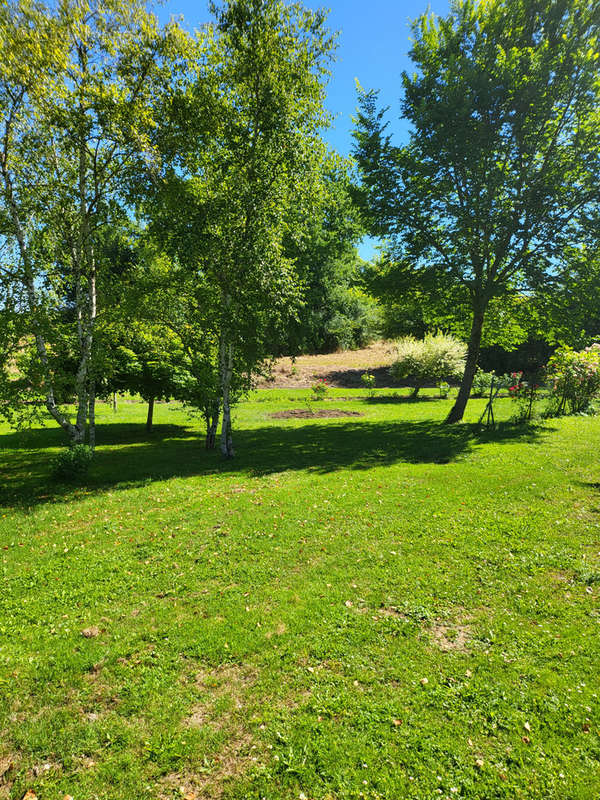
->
[354, 0, 600, 422]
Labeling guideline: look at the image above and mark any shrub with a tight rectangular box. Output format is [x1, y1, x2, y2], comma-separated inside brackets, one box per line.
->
[52, 444, 94, 480]
[471, 367, 495, 398]
[311, 378, 328, 401]
[438, 380, 450, 398]
[507, 371, 542, 422]
[546, 344, 600, 414]
[361, 371, 376, 397]
[390, 333, 466, 398]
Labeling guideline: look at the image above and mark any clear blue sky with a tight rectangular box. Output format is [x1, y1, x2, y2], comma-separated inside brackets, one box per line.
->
[156, 0, 452, 256]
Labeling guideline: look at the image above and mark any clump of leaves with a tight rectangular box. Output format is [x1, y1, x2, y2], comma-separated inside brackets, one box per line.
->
[390, 333, 466, 398]
[471, 367, 495, 398]
[52, 444, 94, 480]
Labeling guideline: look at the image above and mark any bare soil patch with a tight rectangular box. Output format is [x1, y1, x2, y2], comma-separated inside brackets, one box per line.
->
[429, 617, 473, 652]
[161, 664, 260, 799]
[269, 408, 364, 419]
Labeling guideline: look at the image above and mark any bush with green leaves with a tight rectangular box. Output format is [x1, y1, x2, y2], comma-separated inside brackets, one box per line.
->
[546, 344, 600, 414]
[471, 367, 496, 398]
[390, 333, 467, 398]
[52, 444, 94, 480]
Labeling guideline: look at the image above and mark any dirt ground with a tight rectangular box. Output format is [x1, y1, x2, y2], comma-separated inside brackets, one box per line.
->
[268, 409, 364, 419]
[258, 341, 402, 389]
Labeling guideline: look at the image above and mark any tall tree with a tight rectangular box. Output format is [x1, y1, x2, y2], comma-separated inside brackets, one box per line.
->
[147, 0, 335, 456]
[0, 0, 182, 446]
[277, 162, 379, 355]
[354, 0, 600, 422]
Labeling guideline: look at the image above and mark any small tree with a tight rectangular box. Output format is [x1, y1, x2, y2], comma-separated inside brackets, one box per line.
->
[100, 331, 188, 432]
[390, 333, 466, 398]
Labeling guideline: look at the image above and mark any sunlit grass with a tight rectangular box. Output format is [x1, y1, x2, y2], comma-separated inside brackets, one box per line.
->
[0, 390, 599, 799]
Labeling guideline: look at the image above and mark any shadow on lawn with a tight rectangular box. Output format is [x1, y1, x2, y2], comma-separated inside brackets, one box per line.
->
[0, 418, 550, 508]
[364, 394, 438, 404]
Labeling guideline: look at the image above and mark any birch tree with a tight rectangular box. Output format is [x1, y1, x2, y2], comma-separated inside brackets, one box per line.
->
[148, 0, 335, 457]
[0, 0, 182, 446]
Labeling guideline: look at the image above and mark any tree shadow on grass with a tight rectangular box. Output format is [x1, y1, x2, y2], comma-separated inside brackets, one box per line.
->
[321, 365, 404, 389]
[0, 422, 198, 451]
[364, 394, 438, 404]
[0, 419, 552, 509]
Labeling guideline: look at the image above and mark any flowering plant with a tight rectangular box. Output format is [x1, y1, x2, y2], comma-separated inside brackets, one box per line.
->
[507, 371, 524, 397]
[507, 371, 542, 422]
[361, 371, 376, 397]
[311, 378, 328, 401]
[546, 344, 600, 414]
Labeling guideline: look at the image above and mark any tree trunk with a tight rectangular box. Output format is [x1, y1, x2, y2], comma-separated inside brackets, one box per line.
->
[88, 380, 96, 450]
[446, 307, 486, 423]
[410, 385, 421, 399]
[146, 396, 155, 432]
[0, 151, 79, 441]
[219, 336, 235, 458]
[112, 393, 118, 413]
[205, 403, 220, 450]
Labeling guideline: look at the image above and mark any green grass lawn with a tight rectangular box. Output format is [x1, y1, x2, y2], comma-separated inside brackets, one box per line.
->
[0, 389, 599, 799]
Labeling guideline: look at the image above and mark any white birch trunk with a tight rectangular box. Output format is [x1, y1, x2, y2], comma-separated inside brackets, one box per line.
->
[219, 335, 235, 458]
[88, 380, 96, 450]
[0, 151, 80, 441]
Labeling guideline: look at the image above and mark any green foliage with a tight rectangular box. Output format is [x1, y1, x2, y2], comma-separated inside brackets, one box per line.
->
[324, 286, 382, 352]
[277, 166, 378, 354]
[99, 325, 189, 405]
[390, 333, 466, 397]
[538, 239, 600, 348]
[438, 380, 450, 399]
[546, 344, 600, 414]
[471, 368, 496, 398]
[51, 444, 93, 480]
[354, 0, 600, 420]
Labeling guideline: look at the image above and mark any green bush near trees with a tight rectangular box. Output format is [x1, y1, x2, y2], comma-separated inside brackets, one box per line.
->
[390, 333, 467, 399]
[546, 344, 600, 415]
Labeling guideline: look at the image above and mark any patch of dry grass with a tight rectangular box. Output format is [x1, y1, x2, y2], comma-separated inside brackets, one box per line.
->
[259, 340, 399, 388]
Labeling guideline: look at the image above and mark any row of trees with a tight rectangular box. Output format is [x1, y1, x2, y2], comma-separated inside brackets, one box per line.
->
[0, 0, 373, 456]
[2, 0, 600, 455]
